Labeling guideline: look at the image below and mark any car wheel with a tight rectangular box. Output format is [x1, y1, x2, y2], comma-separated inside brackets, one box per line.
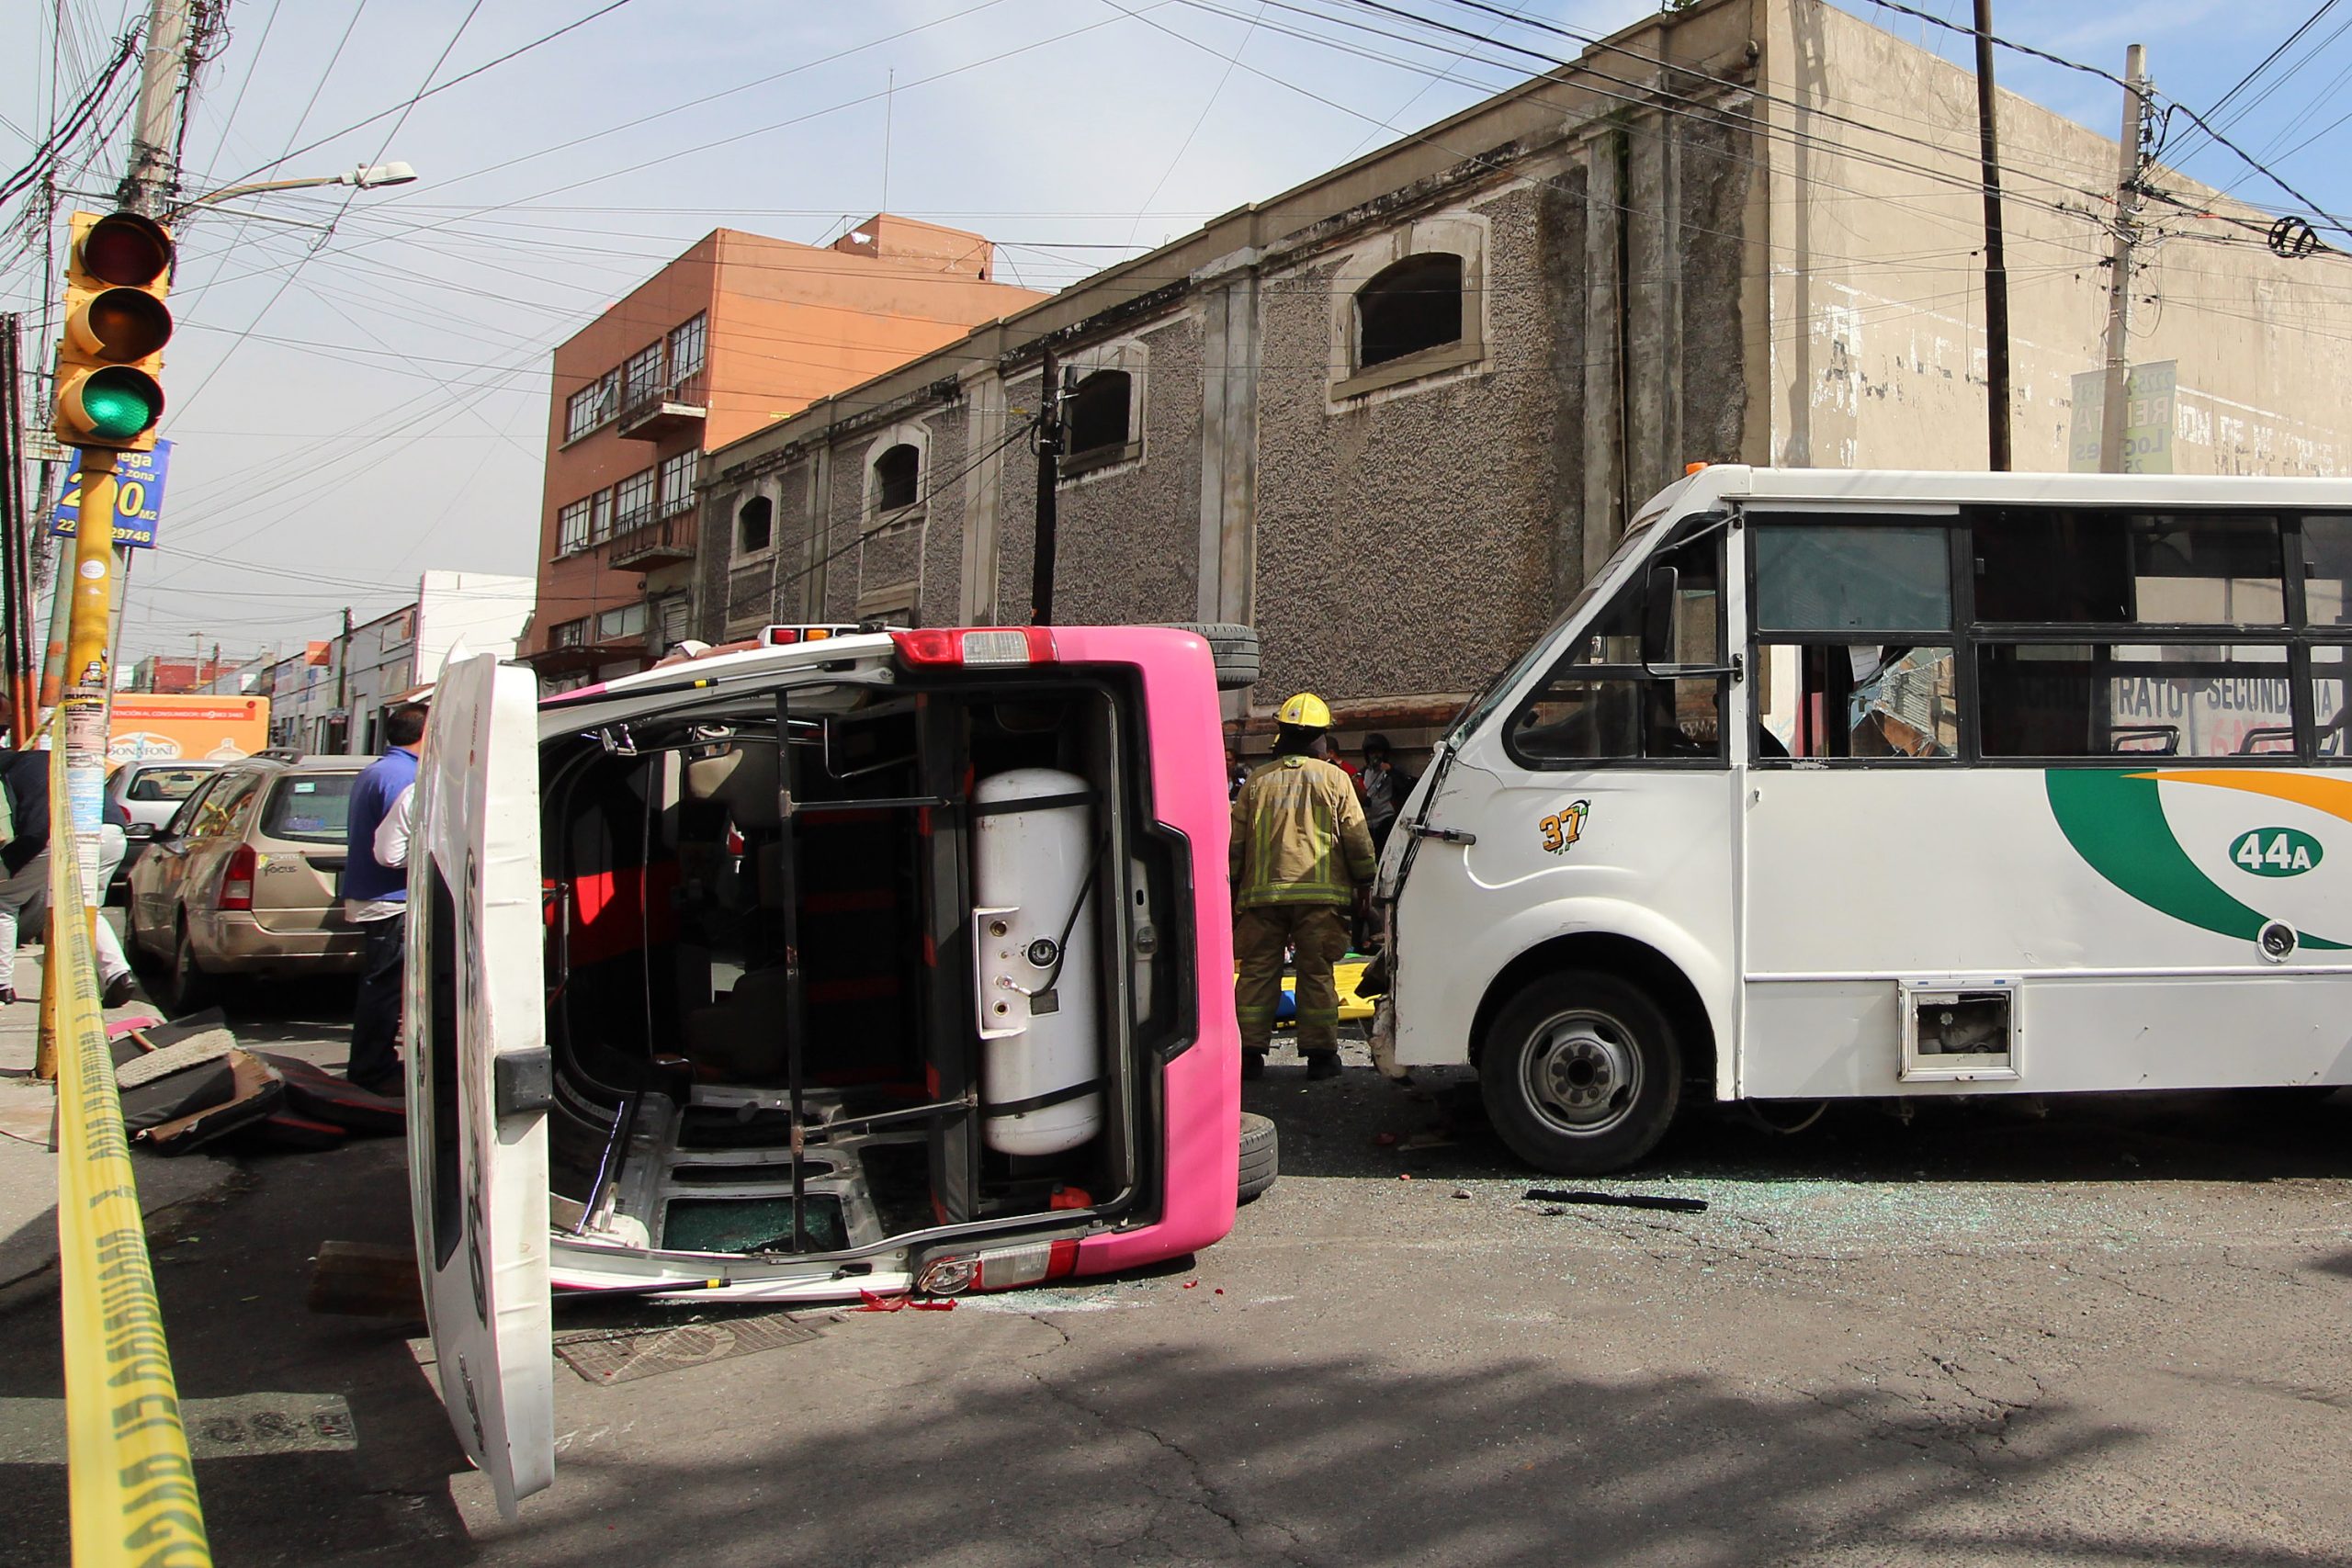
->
[1238, 1111, 1279, 1202]
[166, 917, 211, 1015]
[1479, 970, 1680, 1176]
[1160, 622, 1260, 692]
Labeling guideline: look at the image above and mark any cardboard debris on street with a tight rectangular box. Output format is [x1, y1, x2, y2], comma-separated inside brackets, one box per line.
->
[110, 1009, 404, 1156]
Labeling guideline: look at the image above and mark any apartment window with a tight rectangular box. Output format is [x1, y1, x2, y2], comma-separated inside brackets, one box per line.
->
[659, 449, 697, 515]
[654, 593, 692, 649]
[668, 314, 707, 378]
[1062, 370, 1135, 474]
[623, 342, 664, 403]
[564, 371, 616, 443]
[875, 443, 921, 513]
[614, 468, 656, 531]
[550, 618, 587, 649]
[1357, 253, 1464, 369]
[1329, 215, 1487, 402]
[591, 488, 614, 542]
[598, 602, 649, 642]
[558, 498, 593, 555]
[738, 494, 774, 557]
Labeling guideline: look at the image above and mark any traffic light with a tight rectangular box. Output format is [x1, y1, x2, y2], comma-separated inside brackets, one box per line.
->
[51, 209, 173, 453]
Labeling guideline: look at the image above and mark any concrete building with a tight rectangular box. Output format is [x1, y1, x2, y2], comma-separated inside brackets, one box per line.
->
[203, 570, 535, 752]
[694, 0, 2352, 739]
[524, 219, 1043, 689]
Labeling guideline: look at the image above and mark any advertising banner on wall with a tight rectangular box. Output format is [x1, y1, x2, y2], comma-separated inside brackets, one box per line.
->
[2069, 361, 2177, 474]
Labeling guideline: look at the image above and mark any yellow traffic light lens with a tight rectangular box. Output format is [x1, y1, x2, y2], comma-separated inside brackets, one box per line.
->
[69, 288, 171, 362]
[78, 213, 171, 288]
[74, 368, 161, 440]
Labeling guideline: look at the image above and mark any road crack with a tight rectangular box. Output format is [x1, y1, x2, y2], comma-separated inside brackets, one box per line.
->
[1010, 1307, 1311, 1565]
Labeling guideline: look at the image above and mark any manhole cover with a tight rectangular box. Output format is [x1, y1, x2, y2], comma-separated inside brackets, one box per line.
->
[554, 1312, 821, 1384]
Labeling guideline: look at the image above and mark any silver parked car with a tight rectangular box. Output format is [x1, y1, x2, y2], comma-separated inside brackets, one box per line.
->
[104, 760, 225, 900]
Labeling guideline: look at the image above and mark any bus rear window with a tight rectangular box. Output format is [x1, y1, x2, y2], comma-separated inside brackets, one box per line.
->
[262, 774, 357, 842]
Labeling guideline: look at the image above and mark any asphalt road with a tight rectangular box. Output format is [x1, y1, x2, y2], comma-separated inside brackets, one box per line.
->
[6, 1020, 2352, 1566]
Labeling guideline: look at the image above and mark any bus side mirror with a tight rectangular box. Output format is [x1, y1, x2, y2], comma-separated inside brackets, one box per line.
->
[1642, 564, 1679, 667]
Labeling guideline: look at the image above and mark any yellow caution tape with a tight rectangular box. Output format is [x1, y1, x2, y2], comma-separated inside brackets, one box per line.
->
[47, 722, 212, 1566]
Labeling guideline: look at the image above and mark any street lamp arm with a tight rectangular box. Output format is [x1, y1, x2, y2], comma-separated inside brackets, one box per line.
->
[168, 162, 417, 217]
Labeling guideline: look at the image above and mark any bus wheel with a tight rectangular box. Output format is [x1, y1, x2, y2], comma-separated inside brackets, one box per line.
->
[1238, 1112, 1279, 1202]
[1480, 971, 1680, 1175]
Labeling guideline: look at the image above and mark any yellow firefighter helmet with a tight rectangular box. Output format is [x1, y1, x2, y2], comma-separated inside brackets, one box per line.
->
[1275, 692, 1334, 730]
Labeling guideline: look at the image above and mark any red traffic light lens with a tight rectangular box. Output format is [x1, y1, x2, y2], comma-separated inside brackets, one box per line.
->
[78, 213, 171, 288]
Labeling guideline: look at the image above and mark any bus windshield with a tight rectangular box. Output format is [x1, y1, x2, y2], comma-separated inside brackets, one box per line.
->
[1446, 515, 1663, 744]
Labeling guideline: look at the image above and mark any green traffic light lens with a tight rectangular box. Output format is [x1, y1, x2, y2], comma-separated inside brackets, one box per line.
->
[81, 370, 159, 439]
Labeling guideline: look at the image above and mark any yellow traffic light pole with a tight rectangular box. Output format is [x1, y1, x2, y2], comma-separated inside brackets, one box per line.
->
[30, 450, 120, 1084]
[31, 209, 173, 1082]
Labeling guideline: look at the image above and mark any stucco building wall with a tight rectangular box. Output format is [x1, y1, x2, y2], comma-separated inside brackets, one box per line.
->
[1759, 0, 2352, 478]
[695, 0, 2347, 728]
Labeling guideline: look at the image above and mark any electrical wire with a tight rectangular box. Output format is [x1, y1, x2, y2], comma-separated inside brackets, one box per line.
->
[1855, 0, 2352, 242]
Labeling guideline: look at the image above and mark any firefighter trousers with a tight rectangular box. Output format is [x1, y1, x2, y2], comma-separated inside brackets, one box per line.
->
[1235, 903, 1351, 1055]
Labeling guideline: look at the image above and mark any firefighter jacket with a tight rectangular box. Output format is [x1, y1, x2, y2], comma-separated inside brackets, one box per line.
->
[1230, 753, 1378, 910]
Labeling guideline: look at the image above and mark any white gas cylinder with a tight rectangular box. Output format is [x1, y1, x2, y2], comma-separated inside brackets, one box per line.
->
[971, 766, 1103, 1156]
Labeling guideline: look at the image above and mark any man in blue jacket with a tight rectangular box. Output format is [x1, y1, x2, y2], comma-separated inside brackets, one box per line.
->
[341, 703, 426, 1092]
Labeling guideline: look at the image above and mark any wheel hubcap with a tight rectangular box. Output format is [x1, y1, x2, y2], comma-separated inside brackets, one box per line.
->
[1521, 1010, 1642, 1135]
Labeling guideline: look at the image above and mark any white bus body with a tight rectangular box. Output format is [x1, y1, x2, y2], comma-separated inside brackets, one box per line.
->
[1379, 467, 2352, 1174]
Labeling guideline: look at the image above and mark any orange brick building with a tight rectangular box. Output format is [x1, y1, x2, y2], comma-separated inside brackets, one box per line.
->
[524, 217, 1041, 685]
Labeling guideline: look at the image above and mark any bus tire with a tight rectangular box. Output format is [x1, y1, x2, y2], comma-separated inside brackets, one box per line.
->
[1162, 622, 1260, 692]
[1480, 970, 1680, 1176]
[1238, 1112, 1279, 1202]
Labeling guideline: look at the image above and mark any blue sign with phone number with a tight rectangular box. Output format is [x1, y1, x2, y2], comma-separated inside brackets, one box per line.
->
[51, 440, 170, 548]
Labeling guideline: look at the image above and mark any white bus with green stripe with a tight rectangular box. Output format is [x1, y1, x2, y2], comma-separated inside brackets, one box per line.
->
[1377, 467, 2352, 1175]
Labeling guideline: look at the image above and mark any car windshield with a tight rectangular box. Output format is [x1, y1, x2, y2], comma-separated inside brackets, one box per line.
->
[125, 766, 214, 802]
[260, 773, 357, 843]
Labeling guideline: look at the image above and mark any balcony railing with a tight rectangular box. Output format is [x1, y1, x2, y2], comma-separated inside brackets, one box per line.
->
[609, 503, 697, 569]
[617, 366, 707, 439]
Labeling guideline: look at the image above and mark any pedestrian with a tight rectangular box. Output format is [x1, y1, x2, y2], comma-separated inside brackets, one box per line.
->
[1309, 732, 1364, 798]
[341, 701, 426, 1093]
[0, 745, 136, 1007]
[1359, 733, 1419, 853]
[1232, 692, 1376, 1081]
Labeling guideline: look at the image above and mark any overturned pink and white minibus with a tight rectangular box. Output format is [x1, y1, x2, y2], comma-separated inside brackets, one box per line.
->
[406, 626, 1253, 1512]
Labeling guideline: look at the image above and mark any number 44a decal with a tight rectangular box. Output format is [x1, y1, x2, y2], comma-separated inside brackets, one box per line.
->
[1538, 800, 1591, 856]
[2230, 827, 2324, 877]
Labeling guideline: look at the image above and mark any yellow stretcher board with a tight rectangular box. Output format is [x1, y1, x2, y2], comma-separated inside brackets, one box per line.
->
[1249, 953, 1375, 1028]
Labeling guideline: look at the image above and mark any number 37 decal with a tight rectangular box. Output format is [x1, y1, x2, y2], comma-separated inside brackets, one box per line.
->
[1538, 799, 1591, 855]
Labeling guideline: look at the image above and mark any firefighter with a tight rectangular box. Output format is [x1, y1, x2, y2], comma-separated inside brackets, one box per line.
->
[1232, 692, 1377, 1080]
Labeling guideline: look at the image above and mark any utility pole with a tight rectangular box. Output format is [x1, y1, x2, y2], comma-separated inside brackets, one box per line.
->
[2098, 43, 2152, 474]
[0, 315, 32, 734]
[1029, 346, 1063, 626]
[1972, 0, 2013, 472]
[334, 605, 352, 750]
[118, 0, 196, 217]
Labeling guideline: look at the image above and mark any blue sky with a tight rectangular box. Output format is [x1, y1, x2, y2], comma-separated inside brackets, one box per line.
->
[5, 0, 2349, 668]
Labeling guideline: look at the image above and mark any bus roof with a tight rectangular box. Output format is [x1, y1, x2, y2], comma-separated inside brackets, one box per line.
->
[1670, 466, 2352, 513]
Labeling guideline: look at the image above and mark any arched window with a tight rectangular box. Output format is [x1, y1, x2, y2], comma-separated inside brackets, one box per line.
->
[874, 443, 921, 513]
[737, 494, 773, 556]
[1356, 253, 1464, 369]
[1063, 369, 1132, 465]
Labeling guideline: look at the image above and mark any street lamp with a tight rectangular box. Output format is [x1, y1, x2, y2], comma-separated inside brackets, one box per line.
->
[168, 162, 419, 218]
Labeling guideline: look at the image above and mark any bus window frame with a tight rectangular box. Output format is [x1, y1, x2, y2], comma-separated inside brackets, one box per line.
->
[1498, 515, 1734, 773]
[1743, 504, 2352, 770]
[1744, 515, 1971, 768]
